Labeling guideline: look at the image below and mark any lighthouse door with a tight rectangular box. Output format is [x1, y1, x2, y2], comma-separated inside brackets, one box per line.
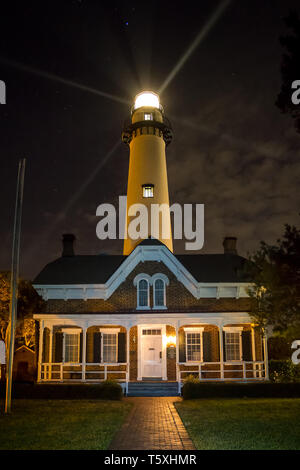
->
[141, 329, 162, 378]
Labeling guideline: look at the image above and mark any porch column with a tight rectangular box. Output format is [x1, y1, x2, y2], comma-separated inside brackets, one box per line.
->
[38, 320, 44, 382]
[82, 326, 87, 381]
[48, 326, 53, 381]
[263, 328, 269, 380]
[175, 326, 179, 381]
[126, 326, 130, 394]
[219, 326, 224, 380]
[251, 325, 257, 378]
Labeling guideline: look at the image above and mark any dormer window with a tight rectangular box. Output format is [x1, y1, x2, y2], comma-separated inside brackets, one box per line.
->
[144, 113, 153, 121]
[137, 279, 150, 308]
[154, 279, 165, 308]
[142, 183, 154, 198]
[133, 273, 169, 310]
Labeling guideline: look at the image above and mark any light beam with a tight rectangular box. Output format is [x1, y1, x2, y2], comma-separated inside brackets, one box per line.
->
[159, 0, 232, 94]
[0, 57, 130, 105]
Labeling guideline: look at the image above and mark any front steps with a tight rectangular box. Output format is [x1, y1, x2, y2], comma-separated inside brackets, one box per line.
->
[127, 381, 180, 397]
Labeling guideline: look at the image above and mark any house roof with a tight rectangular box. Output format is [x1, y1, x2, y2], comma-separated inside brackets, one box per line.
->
[33, 254, 126, 285]
[33, 246, 251, 285]
[176, 253, 250, 282]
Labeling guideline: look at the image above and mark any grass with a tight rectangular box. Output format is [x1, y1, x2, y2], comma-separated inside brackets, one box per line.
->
[0, 399, 132, 450]
[175, 398, 300, 450]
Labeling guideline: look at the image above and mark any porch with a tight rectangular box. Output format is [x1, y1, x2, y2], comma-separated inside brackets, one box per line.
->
[34, 313, 269, 394]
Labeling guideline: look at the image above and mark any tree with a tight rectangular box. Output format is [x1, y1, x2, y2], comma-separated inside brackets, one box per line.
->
[246, 224, 300, 335]
[0, 271, 44, 349]
[276, 11, 300, 133]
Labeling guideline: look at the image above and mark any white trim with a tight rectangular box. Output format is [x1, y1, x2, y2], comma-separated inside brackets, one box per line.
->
[133, 273, 152, 286]
[151, 273, 170, 286]
[34, 245, 252, 301]
[61, 328, 82, 334]
[137, 324, 167, 381]
[33, 311, 253, 329]
[183, 327, 205, 332]
[99, 328, 120, 334]
[101, 331, 118, 363]
[136, 277, 150, 309]
[224, 329, 243, 362]
[184, 328, 204, 362]
[153, 277, 167, 309]
[62, 330, 81, 364]
[223, 327, 243, 332]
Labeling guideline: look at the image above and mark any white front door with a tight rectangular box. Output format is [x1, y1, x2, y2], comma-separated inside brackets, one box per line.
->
[141, 331, 162, 378]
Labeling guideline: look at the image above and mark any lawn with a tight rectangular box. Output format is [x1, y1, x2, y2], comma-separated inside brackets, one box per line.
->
[175, 398, 300, 450]
[0, 399, 132, 450]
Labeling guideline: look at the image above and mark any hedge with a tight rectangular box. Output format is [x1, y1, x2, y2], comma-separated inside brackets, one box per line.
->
[0, 380, 123, 400]
[182, 380, 300, 400]
[269, 359, 300, 382]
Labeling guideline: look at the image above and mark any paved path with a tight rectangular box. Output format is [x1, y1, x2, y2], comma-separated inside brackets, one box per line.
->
[109, 397, 195, 450]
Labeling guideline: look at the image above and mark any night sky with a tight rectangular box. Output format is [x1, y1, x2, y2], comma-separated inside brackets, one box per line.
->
[1, 0, 300, 281]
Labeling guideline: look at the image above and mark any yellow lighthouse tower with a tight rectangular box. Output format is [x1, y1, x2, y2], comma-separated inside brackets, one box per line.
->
[122, 91, 173, 255]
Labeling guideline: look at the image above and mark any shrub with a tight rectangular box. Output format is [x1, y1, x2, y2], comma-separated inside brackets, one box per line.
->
[0, 381, 124, 400]
[269, 359, 300, 383]
[181, 381, 300, 400]
[97, 380, 123, 400]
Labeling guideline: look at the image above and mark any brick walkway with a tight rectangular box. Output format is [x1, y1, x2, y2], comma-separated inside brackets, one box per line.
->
[109, 397, 195, 450]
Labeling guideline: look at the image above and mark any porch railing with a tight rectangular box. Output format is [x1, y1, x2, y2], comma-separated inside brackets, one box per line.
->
[39, 362, 128, 389]
[177, 360, 266, 392]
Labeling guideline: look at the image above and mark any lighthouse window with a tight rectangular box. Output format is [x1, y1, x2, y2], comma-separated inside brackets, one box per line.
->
[144, 113, 152, 121]
[142, 184, 154, 198]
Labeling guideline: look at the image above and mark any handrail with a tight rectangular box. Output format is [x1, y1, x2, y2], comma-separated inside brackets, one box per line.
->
[177, 360, 266, 387]
[39, 362, 128, 382]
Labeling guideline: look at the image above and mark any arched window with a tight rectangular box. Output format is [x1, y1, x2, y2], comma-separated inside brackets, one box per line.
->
[154, 278, 166, 308]
[138, 279, 150, 308]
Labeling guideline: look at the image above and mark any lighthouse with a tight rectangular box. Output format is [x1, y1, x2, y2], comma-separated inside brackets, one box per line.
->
[122, 91, 173, 255]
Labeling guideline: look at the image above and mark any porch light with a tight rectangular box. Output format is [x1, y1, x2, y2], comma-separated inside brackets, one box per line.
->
[166, 335, 176, 347]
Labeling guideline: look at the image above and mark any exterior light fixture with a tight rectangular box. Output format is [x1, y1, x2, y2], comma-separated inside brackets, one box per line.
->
[166, 335, 176, 347]
[134, 91, 160, 110]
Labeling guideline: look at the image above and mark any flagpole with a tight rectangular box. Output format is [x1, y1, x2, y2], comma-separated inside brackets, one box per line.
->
[5, 158, 26, 414]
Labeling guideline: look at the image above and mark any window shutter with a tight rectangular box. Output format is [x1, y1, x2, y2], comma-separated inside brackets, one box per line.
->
[118, 332, 126, 363]
[79, 332, 83, 363]
[93, 332, 101, 363]
[179, 329, 186, 362]
[54, 332, 63, 363]
[255, 328, 263, 361]
[86, 331, 91, 363]
[42, 328, 49, 363]
[203, 331, 212, 362]
[215, 330, 220, 362]
[222, 331, 226, 362]
[242, 330, 252, 361]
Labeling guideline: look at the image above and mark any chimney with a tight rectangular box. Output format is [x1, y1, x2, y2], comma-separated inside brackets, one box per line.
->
[223, 236, 237, 255]
[62, 233, 76, 257]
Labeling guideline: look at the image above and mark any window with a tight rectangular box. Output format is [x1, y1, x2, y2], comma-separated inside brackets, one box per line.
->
[102, 333, 117, 363]
[138, 279, 150, 308]
[224, 331, 242, 361]
[142, 184, 154, 198]
[64, 333, 80, 363]
[144, 113, 153, 121]
[154, 279, 165, 307]
[142, 329, 161, 335]
[186, 332, 202, 361]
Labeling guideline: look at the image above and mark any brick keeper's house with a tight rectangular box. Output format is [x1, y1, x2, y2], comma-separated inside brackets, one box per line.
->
[33, 92, 268, 395]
